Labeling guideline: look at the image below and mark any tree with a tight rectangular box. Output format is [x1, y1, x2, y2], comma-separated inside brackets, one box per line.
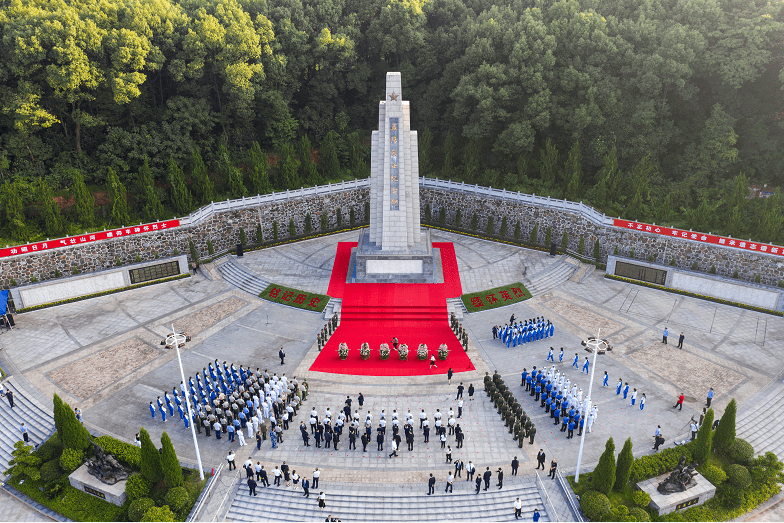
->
[756, 191, 784, 244]
[189, 240, 199, 266]
[540, 139, 558, 187]
[107, 167, 130, 226]
[320, 132, 341, 181]
[564, 141, 582, 201]
[168, 157, 193, 216]
[418, 127, 433, 176]
[38, 178, 63, 236]
[137, 158, 163, 223]
[140, 428, 162, 484]
[71, 169, 94, 227]
[592, 437, 616, 495]
[615, 438, 633, 491]
[694, 409, 715, 464]
[6, 441, 41, 482]
[463, 138, 481, 183]
[441, 132, 456, 179]
[279, 144, 300, 190]
[59, 397, 90, 451]
[248, 142, 272, 195]
[698, 104, 738, 183]
[191, 149, 215, 205]
[220, 145, 247, 198]
[3, 180, 28, 242]
[53, 394, 66, 438]
[299, 135, 320, 186]
[160, 432, 183, 488]
[714, 398, 737, 453]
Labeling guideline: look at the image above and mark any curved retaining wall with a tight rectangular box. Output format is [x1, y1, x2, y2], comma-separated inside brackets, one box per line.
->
[1, 178, 783, 294]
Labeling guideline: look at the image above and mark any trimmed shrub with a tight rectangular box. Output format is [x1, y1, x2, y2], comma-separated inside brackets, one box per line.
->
[578, 235, 584, 254]
[630, 247, 635, 258]
[206, 238, 214, 255]
[630, 489, 651, 507]
[94, 435, 141, 468]
[500, 216, 508, 237]
[592, 437, 616, 494]
[691, 261, 698, 270]
[336, 207, 342, 227]
[125, 473, 151, 501]
[647, 254, 654, 262]
[714, 398, 736, 453]
[594, 240, 600, 260]
[732, 269, 739, 278]
[629, 444, 695, 484]
[514, 220, 521, 239]
[579, 490, 611, 520]
[561, 230, 568, 249]
[256, 223, 263, 243]
[755, 273, 761, 283]
[288, 218, 296, 237]
[350, 206, 356, 225]
[304, 213, 312, 235]
[364, 201, 370, 223]
[164, 485, 190, 512]
[140, 427, 162, 483]
[454, 209, 462, 228]
[141, 505, 176, 522]
[693, 408, 714, 464]
[239, 227, 247, 245]
[529, 224, 538, 244]
[129, 498, 155, 522]
[726, 464, 751, 490]
[438, 206, 446, 224]
[613, 246, 619, 255]
[425, 203, 431, 223]
[700, 464, 727, 486]
[160, 432, 183, 488]
[273, 221, 279, 239]
[39, 459, 61, 482]
[670, 258, 676, 266]
[729, 439, 754, 465]
[320, 212, 328, 231]
[615, 438, 634, 491]
[545, 226, 552, 247]
[470, 212, 478, 231]
[710, 264, 716, 274]
[189, 241, 199, 266]
[35, 433, 64, 462]
[628, 507, 651, 521]
[485, 215, 494, 235]
[59, 448, 83, 472]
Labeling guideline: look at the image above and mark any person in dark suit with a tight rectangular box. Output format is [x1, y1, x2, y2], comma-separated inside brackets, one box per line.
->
[6, 389, 14, 408]
[259, 466, 269, 487]
[361, 432, 368, 452]
[536, 449, 546, 470]
[483, 467, 492, 490]
[376, 432, 384, 451]
[511, 456, 519, 476]
[549, 459, 558, 479]
[475, 475, 482, 494]
[302, 478, 310, 497]
[247, 477, 257, 496]
[427, 473, 435, 495]
[279, 348, 285, 365]
[497, 468, 504, 489]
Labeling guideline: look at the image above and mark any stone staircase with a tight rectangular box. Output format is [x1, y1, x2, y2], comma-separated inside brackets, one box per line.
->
[0, 380, 56, 475]
[523, 256, 580, 296]
[225, 476, 551, 522]
[216, 258, 271, 297]
[323, 298, 342, 320]
[446, 297, 466, 321]
[735, 379, 784, 459]
[569, 261, 595, 283]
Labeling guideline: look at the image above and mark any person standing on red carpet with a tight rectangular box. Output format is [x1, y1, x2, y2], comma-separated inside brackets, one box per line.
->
[430, 354, 437, 369]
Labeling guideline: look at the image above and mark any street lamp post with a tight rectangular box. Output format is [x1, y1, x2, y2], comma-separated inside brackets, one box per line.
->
[574, 329, 607, 483]
[168, 324, 205, 481]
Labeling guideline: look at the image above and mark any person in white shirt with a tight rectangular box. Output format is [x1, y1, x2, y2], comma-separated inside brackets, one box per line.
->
[226, 451, 236, 470]
[513, 498, 523, 519]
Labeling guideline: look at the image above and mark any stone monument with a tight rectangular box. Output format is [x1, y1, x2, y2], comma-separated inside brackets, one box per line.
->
[353, 72, 435, 283]
[636, 455, 716, 515]
[68, 441, 132, 506]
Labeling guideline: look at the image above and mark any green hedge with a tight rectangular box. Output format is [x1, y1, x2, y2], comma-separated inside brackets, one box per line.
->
[729, 439, 754, 465]
[604, 274, 783, 316]
[9, 475, 126, 522]
[259, 283, 329, 312]
[16, 274, 190, 313]
[579, 490, 611, 520]
[629, 443, 694, 484]
[94, 435, 142, 468]
[129, 498, 155, 521]
[461, 282, 531, 312]
[726, 464, 752, 489]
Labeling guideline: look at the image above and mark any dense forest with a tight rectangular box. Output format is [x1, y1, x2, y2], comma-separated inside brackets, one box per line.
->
[1, 0, 783, 246]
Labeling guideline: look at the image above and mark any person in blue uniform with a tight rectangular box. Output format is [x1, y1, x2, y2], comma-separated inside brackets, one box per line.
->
[547, 348, 554, 362]
[602, 372, 609, 387]
[572, 354, 579, 369]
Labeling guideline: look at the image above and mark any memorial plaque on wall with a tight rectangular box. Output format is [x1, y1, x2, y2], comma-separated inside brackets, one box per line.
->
[675, 497, 699, 510]
[614, 261, 667, 285]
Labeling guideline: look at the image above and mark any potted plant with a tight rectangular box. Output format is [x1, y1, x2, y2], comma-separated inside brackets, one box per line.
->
[398, 344, 409, 361]
[417, 344, 428, 361]
[360, 342, 371, 360]
[438, 343, 449, 360]
[338, 343, 349, 360]
[379, 343, 390, 360]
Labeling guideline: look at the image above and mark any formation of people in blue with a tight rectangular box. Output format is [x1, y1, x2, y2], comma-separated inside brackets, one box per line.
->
[492, 314, 554, 348]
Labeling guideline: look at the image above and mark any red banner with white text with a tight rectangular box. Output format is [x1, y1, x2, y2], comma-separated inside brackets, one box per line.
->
[613, 219, 784, 258]
[0, 220, 181, 259]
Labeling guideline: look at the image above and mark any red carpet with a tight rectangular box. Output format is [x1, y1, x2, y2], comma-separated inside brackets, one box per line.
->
[311, 239, 473, 376]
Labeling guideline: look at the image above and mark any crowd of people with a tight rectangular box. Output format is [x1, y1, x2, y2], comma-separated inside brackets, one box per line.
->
[147, 359, 303, 448]
[492, 314, 555, 348]
[521, 365, 599, 440]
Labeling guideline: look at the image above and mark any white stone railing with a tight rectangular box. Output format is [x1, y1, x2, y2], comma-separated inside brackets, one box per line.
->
[178, 178, 371, 227]
[177, 176, 613, 229]
[419, 177, 614, 226]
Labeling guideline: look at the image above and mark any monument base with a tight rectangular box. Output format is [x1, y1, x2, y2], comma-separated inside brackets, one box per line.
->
[636, 471, 716, 516]
[352, 229, 435, 283]
[69, 464, 128, 506]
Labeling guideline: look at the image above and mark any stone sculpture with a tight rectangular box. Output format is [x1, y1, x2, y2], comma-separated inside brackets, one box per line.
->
[657, 455, 699, 494]
[86, 441, 131, 485]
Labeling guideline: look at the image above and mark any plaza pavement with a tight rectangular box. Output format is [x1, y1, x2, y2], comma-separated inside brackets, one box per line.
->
[0, 229, 782, 521]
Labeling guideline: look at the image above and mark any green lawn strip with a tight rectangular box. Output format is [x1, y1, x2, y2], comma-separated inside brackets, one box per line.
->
[260, 283, 329, 313]
[9, 475, 126, 522]
[461, 282, 531, 312]
[604, 274, 783, 317]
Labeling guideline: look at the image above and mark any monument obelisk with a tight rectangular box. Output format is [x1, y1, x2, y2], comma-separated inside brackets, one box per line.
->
[353, 72, 434, 282]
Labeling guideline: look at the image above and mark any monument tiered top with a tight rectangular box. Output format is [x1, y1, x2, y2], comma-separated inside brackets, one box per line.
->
[368, 72, 422, 251]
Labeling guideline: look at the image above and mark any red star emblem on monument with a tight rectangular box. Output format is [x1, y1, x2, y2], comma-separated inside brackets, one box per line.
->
[389, 91, 399, 101]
